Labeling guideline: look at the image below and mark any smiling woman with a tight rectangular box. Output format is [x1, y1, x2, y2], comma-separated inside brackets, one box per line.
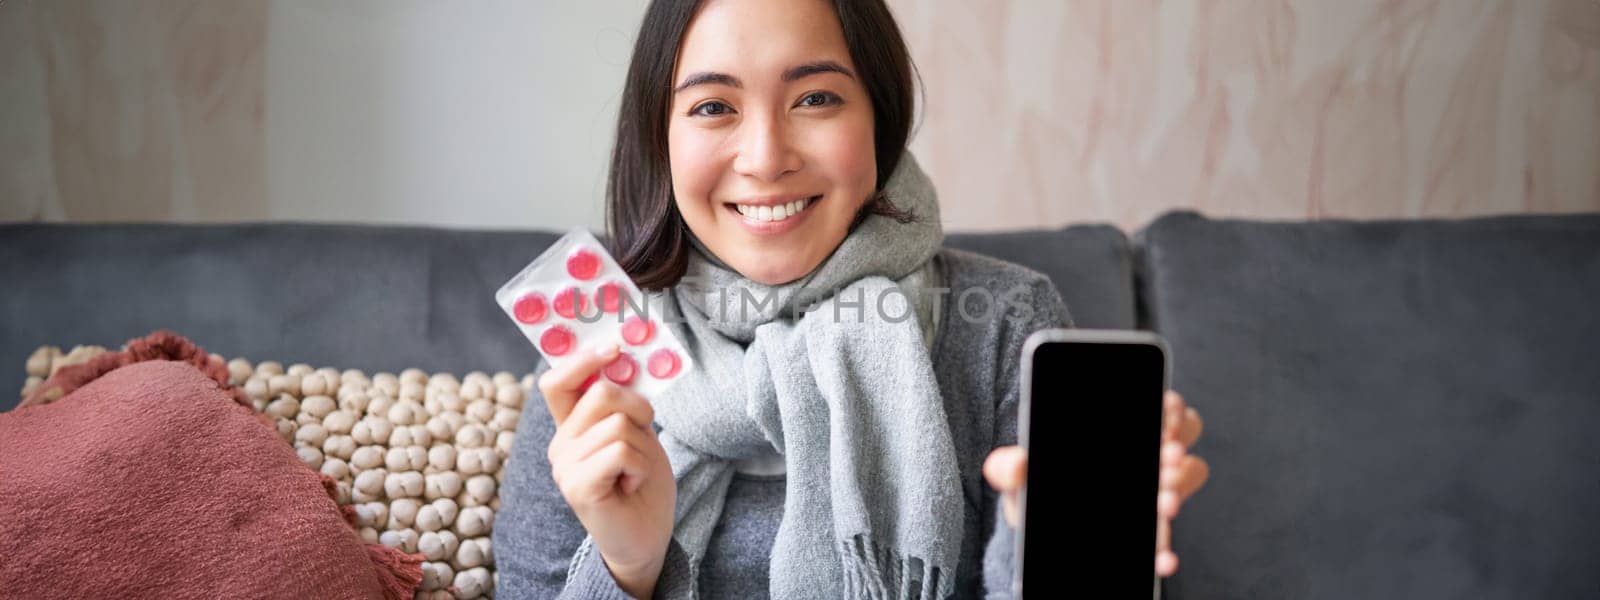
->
[492, 1, 1207, 599]
[666, 0, 882, 285]
[605, 0, 916, 289]
[671, 56, 858, 239]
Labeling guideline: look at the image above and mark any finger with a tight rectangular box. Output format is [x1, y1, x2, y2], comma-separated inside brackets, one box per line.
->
[1163, 391, 1185, 439]
[577, 372, 601, 395]
[565, 439, 650, 505]
[1156, 515, 1178, 578]
[1156, 513, 1170, 553]
[1175, 455, 1210, 501]
[1156, 550, 1179, 578]
[559, 411, 656, 467]
[1178, 406, 1204, 449]
[561, 380, 655, 440]
[1002, 493, 1019, 528]
[983, 446, 1027, 493]
[1162, 440, 1184, 468]
[1159, 439, 1190, 485]
[537, 343, 622, 425]
[1158, 489, 1180, 520]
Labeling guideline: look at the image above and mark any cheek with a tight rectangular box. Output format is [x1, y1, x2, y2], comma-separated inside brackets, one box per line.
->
[667, 126, 725, 214]
[807, 113, 877, 206]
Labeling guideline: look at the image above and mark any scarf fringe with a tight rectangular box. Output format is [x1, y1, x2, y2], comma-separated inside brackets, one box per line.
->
[839, 534, 956, 600]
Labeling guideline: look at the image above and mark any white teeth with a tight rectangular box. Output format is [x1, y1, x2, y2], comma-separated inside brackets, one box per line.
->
[735, 196, 813, 222]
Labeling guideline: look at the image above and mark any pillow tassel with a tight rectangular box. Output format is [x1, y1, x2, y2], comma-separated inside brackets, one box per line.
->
[364, 542, 427, 600]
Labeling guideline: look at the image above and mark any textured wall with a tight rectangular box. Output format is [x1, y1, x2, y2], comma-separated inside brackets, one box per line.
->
[0, 0, 635, 230]
[3, 0, 1597, 232]
[891, 0, 1600, 230]
[1, 1, 269, 222]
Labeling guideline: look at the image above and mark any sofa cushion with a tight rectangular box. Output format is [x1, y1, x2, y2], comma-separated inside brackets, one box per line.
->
[1, 223, 1138, 411]
[1139, 211, 1600, 599]
[946, 224, 1136, 329]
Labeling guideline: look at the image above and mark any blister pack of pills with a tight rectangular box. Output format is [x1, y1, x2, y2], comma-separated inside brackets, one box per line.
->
[494, 228, 694, 400]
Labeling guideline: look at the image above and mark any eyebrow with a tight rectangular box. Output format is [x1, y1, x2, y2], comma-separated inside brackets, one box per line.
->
[672, 60, 856, 94]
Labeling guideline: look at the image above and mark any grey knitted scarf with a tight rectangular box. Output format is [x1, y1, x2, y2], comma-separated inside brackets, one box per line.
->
[567, 153, 962, 598]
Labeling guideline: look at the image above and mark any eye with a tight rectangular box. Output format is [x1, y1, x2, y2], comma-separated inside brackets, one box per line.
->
[690, 101, 733, 117]
[797, 92, 839, 108]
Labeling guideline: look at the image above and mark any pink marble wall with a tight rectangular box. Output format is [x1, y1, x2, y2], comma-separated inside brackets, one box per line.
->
[1, 1, 269, 223]
[2, 1, 1597, 232]
[888, 0, 1600, 230]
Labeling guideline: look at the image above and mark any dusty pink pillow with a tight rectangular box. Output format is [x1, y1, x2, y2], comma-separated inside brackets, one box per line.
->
[0, 331, 422, 599]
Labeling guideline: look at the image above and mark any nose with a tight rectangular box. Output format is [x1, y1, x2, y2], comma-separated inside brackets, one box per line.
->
[731, 112, 802, 183]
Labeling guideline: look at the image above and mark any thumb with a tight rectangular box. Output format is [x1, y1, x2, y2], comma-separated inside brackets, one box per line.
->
[983, 445, 1028, 493]
[539, 343, 621, 424]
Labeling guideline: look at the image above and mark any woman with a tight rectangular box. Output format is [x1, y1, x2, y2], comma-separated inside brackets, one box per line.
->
[495, 0, 1209, 597]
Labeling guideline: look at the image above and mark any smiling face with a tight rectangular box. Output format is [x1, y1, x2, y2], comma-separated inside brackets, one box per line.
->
[667, 0, 878, 286]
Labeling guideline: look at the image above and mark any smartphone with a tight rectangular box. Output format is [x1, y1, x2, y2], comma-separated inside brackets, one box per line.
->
[1015, 329, 1168, 599]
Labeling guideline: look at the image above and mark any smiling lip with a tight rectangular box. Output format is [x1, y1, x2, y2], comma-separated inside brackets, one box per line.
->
[724, 194, 822, 236]
[730, 194, 815, 207]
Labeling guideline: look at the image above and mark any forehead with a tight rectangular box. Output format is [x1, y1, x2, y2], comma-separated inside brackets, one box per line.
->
[675, 0, 853, 81]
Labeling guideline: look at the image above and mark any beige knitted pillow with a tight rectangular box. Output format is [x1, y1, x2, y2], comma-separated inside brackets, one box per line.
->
[21, 346, 531, 600]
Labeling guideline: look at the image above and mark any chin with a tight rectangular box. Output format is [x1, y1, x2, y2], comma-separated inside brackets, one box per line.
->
[740, 264, 807, 286]
[732, 253, 817, 286]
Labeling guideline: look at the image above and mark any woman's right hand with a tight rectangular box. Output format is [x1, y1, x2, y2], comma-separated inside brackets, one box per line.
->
[539, 343, 675, 598]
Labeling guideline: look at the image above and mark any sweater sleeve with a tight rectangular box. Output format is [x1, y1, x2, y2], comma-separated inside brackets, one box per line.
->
[980, 275, 1075, 598]
[561, 537, 697, 599]
[492, 361, 588, 597]
[492, 361, 699, 599]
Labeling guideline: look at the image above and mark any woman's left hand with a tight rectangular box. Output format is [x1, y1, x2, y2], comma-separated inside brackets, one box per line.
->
[983, 390, 1210, 578]
[1153, 390, 1209, 576]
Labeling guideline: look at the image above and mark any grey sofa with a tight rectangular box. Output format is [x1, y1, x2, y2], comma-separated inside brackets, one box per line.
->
[3, 211, 1596, 599]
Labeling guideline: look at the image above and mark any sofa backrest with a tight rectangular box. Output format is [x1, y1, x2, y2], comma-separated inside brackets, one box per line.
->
[11, 213, 1596, 599]
[1, 223, 555, 411]
[0, 222, 1137, 411]
[1139, 211, 1600, 599]
[947, 225, 1137, 330]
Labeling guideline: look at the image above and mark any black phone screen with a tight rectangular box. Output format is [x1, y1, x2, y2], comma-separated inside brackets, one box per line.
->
[1022, 339, 1164, 594]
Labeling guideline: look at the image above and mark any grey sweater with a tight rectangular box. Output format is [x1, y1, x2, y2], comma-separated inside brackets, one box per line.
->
[494, 248, 1074, 599]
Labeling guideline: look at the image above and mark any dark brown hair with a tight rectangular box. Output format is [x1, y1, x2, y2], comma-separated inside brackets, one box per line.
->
[605, 0, 921, 290]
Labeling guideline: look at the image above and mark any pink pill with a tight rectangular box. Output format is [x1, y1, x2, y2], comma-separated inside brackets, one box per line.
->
[596, 281, 627, 314]
[578, 372, 600, 394]
[540, 325, 575, 356]
[647, 348, 681, 379]
[567, 248, 601, 280]
[513, 292, 548, 324]
[603, 352, 637, 385]
[621, 316, 655, 346]
[552, 286, 588, 319]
